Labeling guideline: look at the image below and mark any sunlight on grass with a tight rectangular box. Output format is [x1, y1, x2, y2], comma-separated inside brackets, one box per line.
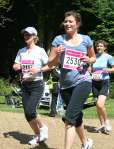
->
[0, 98, 114, 118]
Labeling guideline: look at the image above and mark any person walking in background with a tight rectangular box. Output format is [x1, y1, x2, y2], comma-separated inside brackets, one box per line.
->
[13, 27, 48, 145]
[91, 40, 114, 133]
[49, 67, 60, 117]
[38, 10, 96, 149]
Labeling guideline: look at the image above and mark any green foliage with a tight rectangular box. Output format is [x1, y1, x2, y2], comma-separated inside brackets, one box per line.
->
[1, 0, 114, 77]
[0, 99, 114, 118]
[89, 0, 114, 49]
[0, 0, 10, 9]
[0, 103, 24, 112]
[0, 78, 12, 95]
[0, 96, 5, 103]
[83, 99, 114, 118]
[0, 0, 13, 28]
[47, 74, 53, 90]
[109, 81, 114, 99]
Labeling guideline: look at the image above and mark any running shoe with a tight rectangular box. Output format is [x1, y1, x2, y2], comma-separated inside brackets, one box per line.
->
[28, 135, 39, 145]
[39, 125, 48, 142]
[101, 120, 112, 134]
[81, 138, 93, 149]
[105, 120, 112, 132]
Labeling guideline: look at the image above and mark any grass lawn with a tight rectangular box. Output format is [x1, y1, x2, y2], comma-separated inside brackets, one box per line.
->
[83, 99, 114, 118]
[0, 97, 114, 119]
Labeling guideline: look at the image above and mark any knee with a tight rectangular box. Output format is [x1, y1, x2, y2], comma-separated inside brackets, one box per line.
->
[25, 112, 36, 121]
[96, 101, 104, 109]
[75, 113, 83, 127]
[75, 119, 83, 127]
[63, 113, 83, 127]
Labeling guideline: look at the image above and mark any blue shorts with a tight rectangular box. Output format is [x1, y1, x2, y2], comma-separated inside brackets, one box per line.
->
[92, 79, 109, 98]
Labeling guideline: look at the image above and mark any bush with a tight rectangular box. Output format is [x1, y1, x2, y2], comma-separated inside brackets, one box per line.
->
[109, 81, 114, 99]
[0, 78, 12, 96]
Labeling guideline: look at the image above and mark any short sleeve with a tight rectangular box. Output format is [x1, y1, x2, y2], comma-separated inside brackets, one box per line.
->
[108, 55, 114, 66]
[52, 37, 58, 47]
[14, 50, 21, 64]
[86, 35, 93, 48]
[41, 48, 48, 65]
[52, 35, 64, 47]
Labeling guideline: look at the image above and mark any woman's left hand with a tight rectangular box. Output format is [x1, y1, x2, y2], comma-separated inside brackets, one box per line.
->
[103, 68, 110, 73]
[80, 55, 90, 63]
[29, 67, 39, 75]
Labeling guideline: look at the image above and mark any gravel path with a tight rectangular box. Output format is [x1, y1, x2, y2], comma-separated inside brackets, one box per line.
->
[0, 111, 114, 149]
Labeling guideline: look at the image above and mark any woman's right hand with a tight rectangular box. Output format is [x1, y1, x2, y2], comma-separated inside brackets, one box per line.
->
[13, 63, 21, 71]
[56, 45, 64, 55]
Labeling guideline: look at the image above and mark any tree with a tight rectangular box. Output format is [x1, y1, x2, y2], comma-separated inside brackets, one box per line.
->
[1, 0, 114, 78]
[0, 0, 12, 27]
[89, 0, 114, 54]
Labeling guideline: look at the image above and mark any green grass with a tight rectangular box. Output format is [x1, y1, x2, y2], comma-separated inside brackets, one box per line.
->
[83, 99, 114, 118]
[0, 103, 24, 113]
[0, 97, 114, 119]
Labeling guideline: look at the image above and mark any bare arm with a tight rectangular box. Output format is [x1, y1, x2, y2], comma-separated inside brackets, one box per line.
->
[103, 65, 114, 73]
[88, 46, 96, 64]
[80, 46, 96, 64]
[40, 45, 64, 72]
[48, 47, 60, 67]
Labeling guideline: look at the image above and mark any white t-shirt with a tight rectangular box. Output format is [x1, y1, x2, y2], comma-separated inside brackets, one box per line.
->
[15, 46, 48, 81]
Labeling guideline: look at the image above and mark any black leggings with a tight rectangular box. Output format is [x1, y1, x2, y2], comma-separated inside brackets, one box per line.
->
[21, 80, 44, 121]
[61, 81, 91, 127]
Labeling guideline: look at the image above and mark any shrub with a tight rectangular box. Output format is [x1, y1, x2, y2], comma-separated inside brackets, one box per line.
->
[0, 78, 12, 96]
[109, 81, 114, 99]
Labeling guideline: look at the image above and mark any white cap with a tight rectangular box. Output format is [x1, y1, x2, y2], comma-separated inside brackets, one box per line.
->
[21, 27, 37, 36]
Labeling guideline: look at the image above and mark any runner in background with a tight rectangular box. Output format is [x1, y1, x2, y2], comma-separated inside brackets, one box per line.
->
[91, 40, 114, 133]
[37, 10, 96, 149]
[13, 27, 48, 145]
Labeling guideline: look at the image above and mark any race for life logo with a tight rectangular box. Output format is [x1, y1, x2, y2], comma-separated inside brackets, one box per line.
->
[21, 60, 34, 78]
[92, 70, 104, 81]
[63, 49, 85, 70]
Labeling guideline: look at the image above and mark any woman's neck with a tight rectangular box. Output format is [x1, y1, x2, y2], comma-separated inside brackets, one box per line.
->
[66, 32, 78, 39]
[26, 43, 36, 50]
[65, 32, 82, 46]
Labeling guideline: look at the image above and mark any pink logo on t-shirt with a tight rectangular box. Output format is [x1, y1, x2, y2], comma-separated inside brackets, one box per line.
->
[21, 60, 34, 64]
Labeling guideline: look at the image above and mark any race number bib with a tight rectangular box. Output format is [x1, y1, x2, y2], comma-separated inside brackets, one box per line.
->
[21, 60, 34, 78]
[63, 49, 85, 70]
[92, 70, 103, 81]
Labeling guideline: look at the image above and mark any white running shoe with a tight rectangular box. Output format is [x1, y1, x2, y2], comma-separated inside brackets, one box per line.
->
[100, 120, 112, 134]
[28, 135, 39, 145]
[105, 120, 112, 132]
[81, 138, 93, 149]
[39, 125, 48, 142]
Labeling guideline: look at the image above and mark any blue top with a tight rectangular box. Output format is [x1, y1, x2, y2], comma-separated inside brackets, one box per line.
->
[52, 34, 93, 89]
[92, 52, 114, 80]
